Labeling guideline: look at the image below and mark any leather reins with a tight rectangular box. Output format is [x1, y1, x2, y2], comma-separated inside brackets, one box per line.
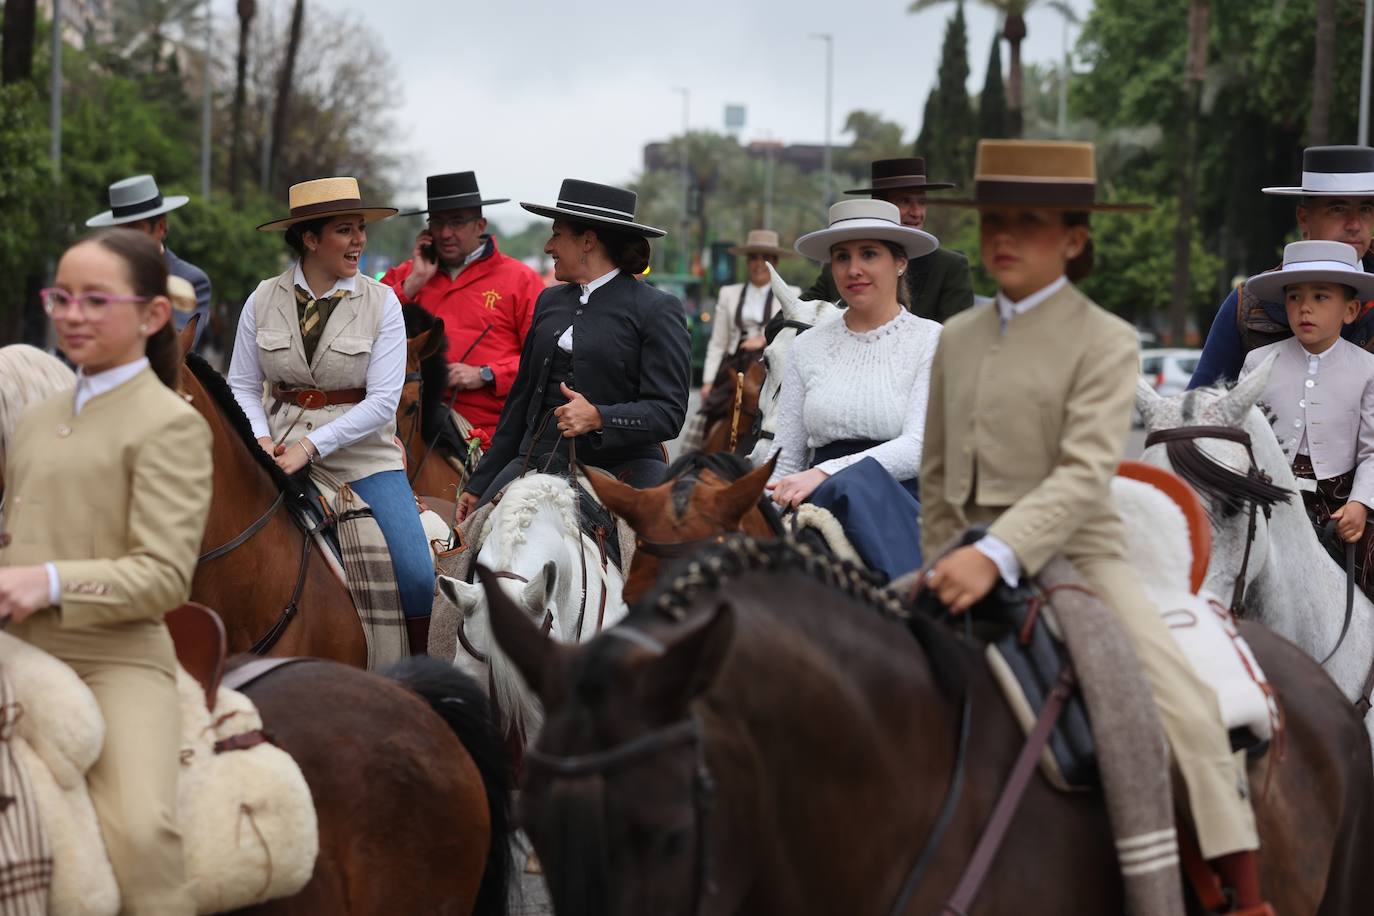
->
[456, 569, 554, 666]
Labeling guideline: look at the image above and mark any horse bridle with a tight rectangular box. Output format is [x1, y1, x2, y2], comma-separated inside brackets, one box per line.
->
[1143, 425, 1272, 616]
[523, 646, 717, 916]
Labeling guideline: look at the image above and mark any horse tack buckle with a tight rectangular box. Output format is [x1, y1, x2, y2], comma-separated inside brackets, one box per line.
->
[290, 388, 328, 410]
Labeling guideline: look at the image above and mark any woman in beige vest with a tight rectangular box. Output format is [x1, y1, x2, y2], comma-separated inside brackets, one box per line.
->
[0, 228, 212, 914]
[227, 177, 435, 651]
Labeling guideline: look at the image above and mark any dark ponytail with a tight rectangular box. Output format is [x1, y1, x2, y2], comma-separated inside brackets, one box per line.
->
[1063, 211, 1094, 282]
[85, 228, 181, 388]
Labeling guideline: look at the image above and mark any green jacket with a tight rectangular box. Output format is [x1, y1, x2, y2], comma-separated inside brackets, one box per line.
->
[802, 246, 974, 322]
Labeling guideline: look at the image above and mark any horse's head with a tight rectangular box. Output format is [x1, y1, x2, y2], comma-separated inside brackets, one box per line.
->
[479, 562, 734, 916]
[584, 452, 778, 603]
[398, 323, 446, 458]
[1136, 352, 1294, 605]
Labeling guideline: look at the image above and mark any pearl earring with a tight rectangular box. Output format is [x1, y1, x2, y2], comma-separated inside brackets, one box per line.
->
[138, 323, 148, 334]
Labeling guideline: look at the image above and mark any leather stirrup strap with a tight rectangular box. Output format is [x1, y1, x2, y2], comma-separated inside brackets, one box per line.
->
[941, 666, 1076, 915]
[1177, 817, 1228, 912]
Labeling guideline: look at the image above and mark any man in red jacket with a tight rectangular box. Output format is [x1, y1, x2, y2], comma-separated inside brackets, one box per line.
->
[382, 171, 545, 438]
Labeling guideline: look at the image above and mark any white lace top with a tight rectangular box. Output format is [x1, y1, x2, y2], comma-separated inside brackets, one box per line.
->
[769, 309, 941, 482]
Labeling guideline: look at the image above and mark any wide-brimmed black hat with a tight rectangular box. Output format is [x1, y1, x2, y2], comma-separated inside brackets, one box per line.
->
[1263, 146, 1374, 197]
[844, 157, 955, 195]
[520, 179, 666, 238]
[397, 171, 509, 217]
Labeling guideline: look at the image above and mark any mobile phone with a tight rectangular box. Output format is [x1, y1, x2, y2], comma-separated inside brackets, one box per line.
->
[420, 241, 436, 263]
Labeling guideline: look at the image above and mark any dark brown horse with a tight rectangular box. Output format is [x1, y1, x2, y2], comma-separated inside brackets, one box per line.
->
[231, 655, 512, 914]
[701, 354, 767, 456]
[583, 451, 780, 603]
[400, 305, 479, 507]
[479, 535, 1374, 916]
[178, 330, 367, 665]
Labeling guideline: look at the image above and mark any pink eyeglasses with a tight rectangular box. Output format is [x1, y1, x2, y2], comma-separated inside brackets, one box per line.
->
[40, 288, 149, 318]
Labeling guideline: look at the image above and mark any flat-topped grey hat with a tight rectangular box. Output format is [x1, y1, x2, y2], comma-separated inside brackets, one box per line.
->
[86, 174, 190, 227]
[1245, 239, 1374, 301]
[1262, 146, 1374, 197]
[520, 179, 666, 238]
[397, 171, 509, 217]
[795, 199, 938, 262]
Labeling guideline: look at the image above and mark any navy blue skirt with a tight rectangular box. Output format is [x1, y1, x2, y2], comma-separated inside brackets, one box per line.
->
[808, 443, 923, 583]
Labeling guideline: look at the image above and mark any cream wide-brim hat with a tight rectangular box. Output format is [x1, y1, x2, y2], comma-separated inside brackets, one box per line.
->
[930, 140, 1150, 212]
[794, 199, 938, 262]
[257, 177, 398, 231]
[728, 229, 794, 258]
[1245, 240, 1374, 302]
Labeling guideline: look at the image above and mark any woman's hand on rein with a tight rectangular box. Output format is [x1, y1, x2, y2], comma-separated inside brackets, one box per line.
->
[0, 566, 52, 624]
[923, 546, 1000, 615]
[555, 383, 603, 437]
[274, 439, 317, 475]
[256, 436, 276, 457]
[765, 468, 829, 509]
[455, 491, 479, 523]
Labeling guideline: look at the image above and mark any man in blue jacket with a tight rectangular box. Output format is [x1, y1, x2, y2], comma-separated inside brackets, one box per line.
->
[1189, 146, 1374, 389]
[86, 174, 212, 352]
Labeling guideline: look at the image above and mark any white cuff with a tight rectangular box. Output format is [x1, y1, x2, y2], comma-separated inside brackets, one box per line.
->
[44, 563, 59, 606]
[974, 535, 1022, 587]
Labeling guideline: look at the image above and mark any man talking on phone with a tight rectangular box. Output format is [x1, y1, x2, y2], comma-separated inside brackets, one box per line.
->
[382, 171, 545, 441]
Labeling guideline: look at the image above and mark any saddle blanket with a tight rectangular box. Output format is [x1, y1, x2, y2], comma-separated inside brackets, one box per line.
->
[0, 634, 317, 915]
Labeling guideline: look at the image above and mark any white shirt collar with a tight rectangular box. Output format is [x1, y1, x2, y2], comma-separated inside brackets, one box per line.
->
[73, 357, 149, 414]
[996, 275, 1068, 325]
[293, 262, 358, 300]
[446, 240, 489, 279]
[579, 268, 621, 302]
[744, 281, 770, 301]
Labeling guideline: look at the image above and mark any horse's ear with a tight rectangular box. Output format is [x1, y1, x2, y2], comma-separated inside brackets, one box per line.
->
[770, 262, 804, 321]
[716, 454, 777, 521]
[581, 464, 644, 527]
[177, 313, 200, 358]
[478, 565, 561, 700]
[641, 602, 735, 712]
[1135, 375, 1164, 424]
[416, 324, 445, 361]
[521, 560, 558, 614]
[1215, 353, 1276, 426]
[437, 575, 483, 618]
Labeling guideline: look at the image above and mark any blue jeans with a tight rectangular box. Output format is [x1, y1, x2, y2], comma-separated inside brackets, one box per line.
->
[349, 470, 435, 620]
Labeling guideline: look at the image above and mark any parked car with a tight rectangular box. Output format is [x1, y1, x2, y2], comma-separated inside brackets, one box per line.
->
[1140, 348, 1202, 397]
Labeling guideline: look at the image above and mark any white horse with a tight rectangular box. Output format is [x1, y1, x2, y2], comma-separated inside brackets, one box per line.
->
[748, 264, 842, 468]
[0, 344, 75, 464]
[436, 473, 627, 739]
[1136, 354, 1374, 750]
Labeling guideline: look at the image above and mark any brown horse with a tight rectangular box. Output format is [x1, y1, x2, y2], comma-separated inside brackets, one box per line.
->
[400, 305, 479, 506]
[176, 322, 367, 665]
[583, 451, 781, 603]
[231, 655, 512, 914]
[701, 354, 767, 456]
[479, 534, 1374, 916]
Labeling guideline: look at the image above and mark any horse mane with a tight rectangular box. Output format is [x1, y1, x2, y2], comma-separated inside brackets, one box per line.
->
[0, 345, 74, 454]
[182, 351, 295, 492]
[642, 536, 968, 704]
[402, 304, 453, 444]
[483, 474, 578, 564]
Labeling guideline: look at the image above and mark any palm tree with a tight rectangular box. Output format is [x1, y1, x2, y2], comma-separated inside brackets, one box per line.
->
[229, 0, 256, 201]
[910, 0, 1041, 136]
[1, 0, 37, 85]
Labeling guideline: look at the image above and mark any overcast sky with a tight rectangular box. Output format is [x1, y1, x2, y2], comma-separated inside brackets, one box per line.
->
[217, 0, 1089, 234]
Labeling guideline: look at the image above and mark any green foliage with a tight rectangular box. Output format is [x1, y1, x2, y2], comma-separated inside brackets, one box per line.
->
[978, 35, 1008, 140]
[916, 2, 976, 185]
[170, 192, 285, 310]
[0, 83, 47, 340]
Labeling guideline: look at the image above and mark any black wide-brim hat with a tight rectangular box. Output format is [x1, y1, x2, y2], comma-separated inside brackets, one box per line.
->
[520, 179, 666, 238]
[1262, 145, 1374, 197]
[397, 170, 510, 217]
[844, 157, 955, 194]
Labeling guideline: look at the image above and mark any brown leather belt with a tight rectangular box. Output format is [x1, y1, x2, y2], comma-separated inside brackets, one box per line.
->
[270, 384, 366, 410]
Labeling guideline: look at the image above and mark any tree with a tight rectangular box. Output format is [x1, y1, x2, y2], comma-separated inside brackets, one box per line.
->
[977, 34, 1008, 141]
[1308, 0, 1335, 145]
[840, 110, 910, 174]
[229, 0, 256, 202]
[916, 2, 976, 186]
[1, 0, 37, 85]
[1168, 0, 1210, 344]
[911, 0, 1044, 136]
[265, 0, 305, 194]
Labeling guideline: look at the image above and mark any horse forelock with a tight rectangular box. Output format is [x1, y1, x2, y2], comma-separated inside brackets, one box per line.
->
[662, 451, 755, 520]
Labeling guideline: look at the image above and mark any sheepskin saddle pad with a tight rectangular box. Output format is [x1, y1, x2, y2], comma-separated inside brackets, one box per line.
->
[0, 633, 318, 916]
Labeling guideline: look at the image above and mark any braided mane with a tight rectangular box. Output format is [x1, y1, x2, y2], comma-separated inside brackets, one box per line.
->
[643, 536, 968, 702]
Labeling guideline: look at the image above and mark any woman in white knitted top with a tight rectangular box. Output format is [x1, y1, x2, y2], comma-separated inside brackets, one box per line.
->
[766, 199, 941, 580]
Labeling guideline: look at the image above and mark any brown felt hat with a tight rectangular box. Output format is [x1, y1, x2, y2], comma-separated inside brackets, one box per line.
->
[257, 177, 398, 231]
[931, 140, 1150, 212]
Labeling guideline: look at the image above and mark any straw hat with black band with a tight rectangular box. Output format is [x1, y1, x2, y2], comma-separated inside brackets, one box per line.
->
[931, 140, 1150, 211]
[397, 171, 509, 217]
[257, 177, 397, 232]
[521, 179, 666, 237]
[728, 229, 794, 259]
[844, 156, 955, 195]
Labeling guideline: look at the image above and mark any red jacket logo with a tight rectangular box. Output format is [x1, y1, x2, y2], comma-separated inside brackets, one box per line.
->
[482, 289, 502, 310]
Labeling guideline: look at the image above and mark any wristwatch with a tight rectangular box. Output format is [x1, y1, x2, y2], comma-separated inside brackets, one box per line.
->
[478, 365, 495, 386]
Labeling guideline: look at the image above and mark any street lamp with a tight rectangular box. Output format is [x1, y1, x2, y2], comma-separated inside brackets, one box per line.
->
[672, 86, 691, 275]
[809, 33, 834, 213]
